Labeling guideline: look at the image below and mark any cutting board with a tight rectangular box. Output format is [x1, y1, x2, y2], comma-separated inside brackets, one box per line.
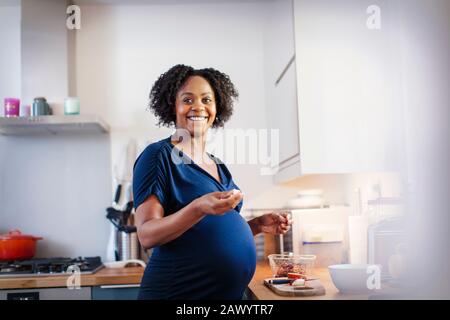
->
[264, 278, 326, 297]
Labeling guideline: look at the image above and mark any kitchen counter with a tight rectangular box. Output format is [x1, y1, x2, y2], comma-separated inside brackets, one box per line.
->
[0, 266, 144, 290]
[247, 262, 399, 300]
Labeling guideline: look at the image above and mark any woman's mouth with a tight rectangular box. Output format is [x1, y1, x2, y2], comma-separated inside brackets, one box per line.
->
[187, 116, 208, 122]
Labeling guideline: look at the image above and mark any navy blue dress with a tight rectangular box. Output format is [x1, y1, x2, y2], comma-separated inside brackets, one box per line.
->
[132, 136, 256, 300]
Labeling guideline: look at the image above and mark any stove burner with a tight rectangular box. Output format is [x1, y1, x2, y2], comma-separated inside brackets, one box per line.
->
[0, 256, 103, 277]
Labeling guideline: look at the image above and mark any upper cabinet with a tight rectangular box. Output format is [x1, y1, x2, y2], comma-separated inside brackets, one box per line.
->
[265, 0, 405, 182]
[264, 0, 301, 183]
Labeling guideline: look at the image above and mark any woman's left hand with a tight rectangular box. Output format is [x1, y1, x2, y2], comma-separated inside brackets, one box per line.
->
[257, 212, 293, 235]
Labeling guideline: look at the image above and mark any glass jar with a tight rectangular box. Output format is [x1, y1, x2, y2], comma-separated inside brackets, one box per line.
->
[64, 97, 80, 115]
[4, 98, 20, 117]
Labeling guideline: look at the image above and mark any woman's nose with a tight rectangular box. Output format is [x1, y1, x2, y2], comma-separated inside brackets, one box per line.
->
[191, 103, 206, 111]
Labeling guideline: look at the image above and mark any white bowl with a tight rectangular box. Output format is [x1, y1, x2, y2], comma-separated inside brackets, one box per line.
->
[297, 189, 323, 197]
[328, 264, 381, 293]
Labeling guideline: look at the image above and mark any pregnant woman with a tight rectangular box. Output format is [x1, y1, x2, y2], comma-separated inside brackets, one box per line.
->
[133, 64, 292, 299]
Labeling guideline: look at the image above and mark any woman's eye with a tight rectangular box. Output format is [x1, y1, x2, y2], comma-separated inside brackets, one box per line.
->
[203, 98, 212, 103]
[183, 99, 193, 104]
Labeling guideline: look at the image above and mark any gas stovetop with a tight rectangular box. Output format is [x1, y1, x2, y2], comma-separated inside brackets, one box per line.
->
[0, 256, 104, 278]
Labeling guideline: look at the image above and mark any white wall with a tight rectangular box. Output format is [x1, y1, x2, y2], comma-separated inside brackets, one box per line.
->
[394, 0, 450, 298]
[74, 1, 274, 201]
[0, 4, 21, 116]
[0, 133, 112, 259]
[21, 0, 69, 109]
[0, 0, 112, 261]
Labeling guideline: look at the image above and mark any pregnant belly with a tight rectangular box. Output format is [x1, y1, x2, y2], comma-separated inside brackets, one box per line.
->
[148, 211, 256, 298]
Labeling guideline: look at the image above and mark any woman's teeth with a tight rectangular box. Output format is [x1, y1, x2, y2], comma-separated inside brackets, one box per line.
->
[187, 116, 208, 121]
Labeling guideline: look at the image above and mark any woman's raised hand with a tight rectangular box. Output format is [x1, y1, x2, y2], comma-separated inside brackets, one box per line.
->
[193, 189, 243, 216]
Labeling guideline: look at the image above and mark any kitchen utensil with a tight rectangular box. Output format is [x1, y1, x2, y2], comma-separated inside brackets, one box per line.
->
[106, 143, 130, 262]
[264, 277, 325, 297]
[0, 230, 43, 261]
[4, 98, 20, 117]
[268, 253, 316, 278]
[328, 264, 382, 293]
[116, 225, 139, 261]
[103, 259, 146, 269]
[106, 183, 122, 262]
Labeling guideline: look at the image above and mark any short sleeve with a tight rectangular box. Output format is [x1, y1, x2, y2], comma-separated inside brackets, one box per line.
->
[133, 144, 170, 212]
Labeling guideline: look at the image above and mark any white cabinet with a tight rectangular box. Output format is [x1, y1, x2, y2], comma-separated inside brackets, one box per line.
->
[266, 0, 405, 182]
[263, 0, 301, 183]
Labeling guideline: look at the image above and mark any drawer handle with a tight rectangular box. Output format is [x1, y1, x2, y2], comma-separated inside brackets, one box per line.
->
[99, 284, 140, 289]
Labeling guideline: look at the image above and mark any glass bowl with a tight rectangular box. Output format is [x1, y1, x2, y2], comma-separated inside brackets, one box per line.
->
[268, 253, 316, 278]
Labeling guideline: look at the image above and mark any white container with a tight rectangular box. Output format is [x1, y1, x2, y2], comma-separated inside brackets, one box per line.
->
[301, 224, 344, 267]
[291, 206, 352, 259]
[348, 215, 369, 264]
[303, 242, 344, 267]
[64, 97, 80, 115]
[329, 264, 382, 293]
[284, 189, 325, 209]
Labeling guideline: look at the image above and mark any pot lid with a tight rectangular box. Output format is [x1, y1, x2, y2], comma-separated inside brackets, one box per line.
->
[0, 230, 43, 241]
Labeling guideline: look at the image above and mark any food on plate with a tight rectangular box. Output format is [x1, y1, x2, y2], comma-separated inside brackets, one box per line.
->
[276, 262, 306, 277]
[287, 272, 307, 280]
[291, 278, 306, 287]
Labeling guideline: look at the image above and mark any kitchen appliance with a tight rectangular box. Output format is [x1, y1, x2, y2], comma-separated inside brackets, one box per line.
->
[291, 206, 351, 263]
[0, 287, 92, 300]
[0, 256, 103, 278]
[0, 230, 43, 261]
[301, 225, 344, 267]
[367, 217, 405, 280]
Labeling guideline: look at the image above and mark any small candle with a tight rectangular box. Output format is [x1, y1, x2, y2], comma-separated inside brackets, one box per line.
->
[64, 97, 80, 115]
[4, 98, 20, 117]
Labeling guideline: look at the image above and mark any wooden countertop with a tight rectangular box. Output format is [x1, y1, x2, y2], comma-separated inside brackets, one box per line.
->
[247, 262, 399, 300]
[0, 266, 144, 290]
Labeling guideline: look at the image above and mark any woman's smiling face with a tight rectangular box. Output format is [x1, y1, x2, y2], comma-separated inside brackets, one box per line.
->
[175, 76, 217, 137]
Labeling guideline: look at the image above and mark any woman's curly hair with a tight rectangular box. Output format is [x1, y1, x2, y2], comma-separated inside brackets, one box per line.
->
[148, 64, 239, 128]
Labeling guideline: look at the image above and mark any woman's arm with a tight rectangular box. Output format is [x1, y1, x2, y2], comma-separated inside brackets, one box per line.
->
[135, 190, 243, 249]
[247, 212, 292, 236]
[248, 217, 262, 236]
[135, 195, 204, 249]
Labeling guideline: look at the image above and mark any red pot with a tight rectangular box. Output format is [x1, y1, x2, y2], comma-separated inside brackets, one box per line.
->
[0, 230, 43, 261]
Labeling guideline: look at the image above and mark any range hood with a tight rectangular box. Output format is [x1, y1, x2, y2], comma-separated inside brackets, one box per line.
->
[0, 115, 110, 135]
